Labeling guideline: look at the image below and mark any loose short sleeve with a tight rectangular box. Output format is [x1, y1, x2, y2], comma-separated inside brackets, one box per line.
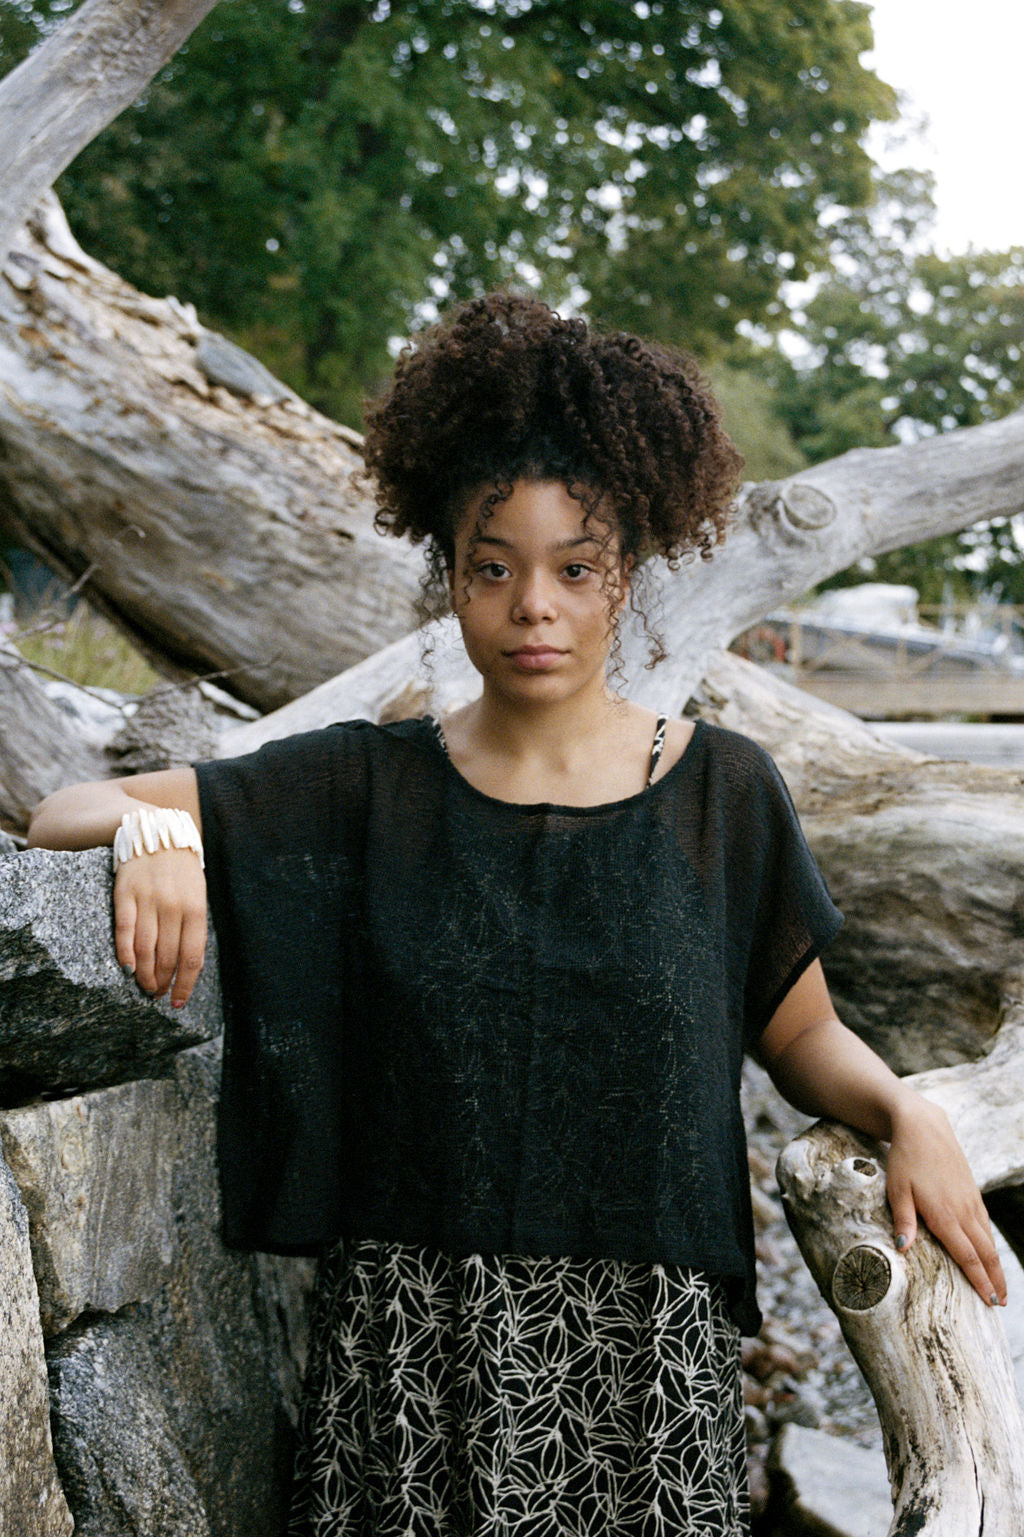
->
[194, 724, 365, 1249]
[717, 737, 843, 1043]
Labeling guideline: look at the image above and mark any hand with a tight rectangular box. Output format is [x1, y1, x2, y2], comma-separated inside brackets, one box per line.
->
[114, 847, 208, 1009]
[886, 1092, 1007, 1308]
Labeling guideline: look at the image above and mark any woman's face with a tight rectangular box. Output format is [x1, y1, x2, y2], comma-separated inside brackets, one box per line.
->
[448, 479, 629, 708]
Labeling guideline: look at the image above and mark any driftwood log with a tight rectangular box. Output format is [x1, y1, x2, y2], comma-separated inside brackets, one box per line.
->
[778, 1007, 1024, 1534]
[692, 656, 1024, 1534]
[0, 199, 422, 718]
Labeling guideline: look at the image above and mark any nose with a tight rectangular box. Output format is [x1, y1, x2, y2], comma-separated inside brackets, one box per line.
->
[510, 567, 558, 624]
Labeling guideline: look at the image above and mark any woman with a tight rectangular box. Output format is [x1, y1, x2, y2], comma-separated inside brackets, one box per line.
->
[29, 294, 1005, 1536]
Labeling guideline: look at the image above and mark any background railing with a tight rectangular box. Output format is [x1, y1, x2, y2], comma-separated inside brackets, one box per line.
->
[732, 604, 1024, 719]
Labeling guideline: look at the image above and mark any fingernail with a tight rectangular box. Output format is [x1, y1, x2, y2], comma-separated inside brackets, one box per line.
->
[172, 999, 185, 1010]
[990, 1293, 999, 1307]
[121, 963, 135, 978]
[895, 1234, 908, 1251]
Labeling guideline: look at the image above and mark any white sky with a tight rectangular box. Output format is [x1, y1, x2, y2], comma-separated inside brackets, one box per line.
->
[864, 0, 1024, 254]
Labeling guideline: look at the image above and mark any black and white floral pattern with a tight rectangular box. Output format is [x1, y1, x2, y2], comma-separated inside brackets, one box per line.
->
[288, 1240, 749, 1536]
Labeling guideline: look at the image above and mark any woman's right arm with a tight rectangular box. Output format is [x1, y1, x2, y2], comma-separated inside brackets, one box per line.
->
[27, 768, 208, 1009]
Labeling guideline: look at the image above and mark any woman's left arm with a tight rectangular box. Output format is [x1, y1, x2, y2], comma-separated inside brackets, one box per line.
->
[759, 959, 1007, 1308]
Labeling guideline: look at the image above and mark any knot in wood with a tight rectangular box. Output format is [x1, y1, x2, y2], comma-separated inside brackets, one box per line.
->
[832, 1245, 892, 1311]
[777, 482, 836, 532]
[745, 480, 837, 544]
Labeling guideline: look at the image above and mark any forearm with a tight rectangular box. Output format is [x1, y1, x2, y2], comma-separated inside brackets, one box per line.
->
[760, 962, 1005, 1303]
[765, 1015, 919, 1143]
[27, 767, 201, 851]
[28, 782, 155, 850]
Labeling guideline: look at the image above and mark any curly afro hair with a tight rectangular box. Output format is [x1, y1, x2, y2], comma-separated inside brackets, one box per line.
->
[362, 292, 743, 648]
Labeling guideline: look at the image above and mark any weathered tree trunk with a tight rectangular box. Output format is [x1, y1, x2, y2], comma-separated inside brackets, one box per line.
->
[0, 0, 221, 267]
[0, 201, 423, 714]
[778, 1003, 1024, 1534]
[705, 656, 1024, 1532]
[778, 1098, 1024, 1535]
[0, 649, 106, 827]
[690, 651, 1024, 1074]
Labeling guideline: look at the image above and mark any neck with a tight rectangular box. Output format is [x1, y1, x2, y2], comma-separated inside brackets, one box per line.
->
[471, 682, 622, 763]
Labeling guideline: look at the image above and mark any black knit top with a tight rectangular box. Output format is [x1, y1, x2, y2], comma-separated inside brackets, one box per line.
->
[195, 715, 842, 1334]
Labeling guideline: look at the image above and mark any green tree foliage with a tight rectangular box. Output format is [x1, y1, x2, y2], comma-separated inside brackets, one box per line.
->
[706, 364, 807, 482]
[1, 0, 895, 423]
[761, 169, 1024, 600]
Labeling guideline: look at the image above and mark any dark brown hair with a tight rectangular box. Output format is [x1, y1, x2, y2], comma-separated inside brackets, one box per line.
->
[362, 292, 743, 659]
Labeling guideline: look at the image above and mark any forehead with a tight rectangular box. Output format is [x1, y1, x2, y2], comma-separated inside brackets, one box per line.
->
[457, 479, 618, 546]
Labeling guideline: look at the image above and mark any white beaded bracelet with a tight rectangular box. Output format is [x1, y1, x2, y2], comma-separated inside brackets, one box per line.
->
[112, 807, 205, 873]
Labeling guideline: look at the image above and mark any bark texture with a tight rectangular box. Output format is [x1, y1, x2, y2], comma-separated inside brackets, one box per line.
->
[0, 0, 221, 266]
[0, 201, 422, 713]
[778, 1116, 1024, 1536]
[0, 647, 107, 827]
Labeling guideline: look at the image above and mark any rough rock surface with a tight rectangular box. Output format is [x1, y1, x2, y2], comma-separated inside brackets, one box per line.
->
[0, 849, 315, 1533]
[0, 1152, 74, 1536]
[0, 847, 221, 1100]
[48, 1314, 214, 1537]
[1, 1078, 181, 1334]
[44, 1043, 315, 1537]
[766, 1424, 892, 1537]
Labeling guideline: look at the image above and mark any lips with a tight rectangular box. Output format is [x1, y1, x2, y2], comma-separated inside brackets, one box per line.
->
[505, 645, 565, 670]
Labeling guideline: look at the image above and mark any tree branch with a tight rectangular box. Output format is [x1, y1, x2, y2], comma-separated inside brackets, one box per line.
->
[0, 0, 222, 267]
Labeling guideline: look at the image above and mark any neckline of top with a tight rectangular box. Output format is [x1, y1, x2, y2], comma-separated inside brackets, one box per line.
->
[422, 715, 707, 816]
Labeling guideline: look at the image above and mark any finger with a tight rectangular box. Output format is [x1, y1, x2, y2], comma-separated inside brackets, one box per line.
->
[921, 1208, 1007, 1307]
[887, 1181, 918, 1253]
[132, 904, 160, 993]
[114, 885, 138, 972]
[152, 910, 184, 997]
[171, 907, 208, 1009]
[964, 1212, 1008, 1305]
[946, 1235, 1004, 1307]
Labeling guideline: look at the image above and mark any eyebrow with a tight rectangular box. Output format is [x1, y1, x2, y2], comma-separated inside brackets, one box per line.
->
[472, 535, 604, 552]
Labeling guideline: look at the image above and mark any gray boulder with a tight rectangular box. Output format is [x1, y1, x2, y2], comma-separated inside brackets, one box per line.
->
[0, 847, 315, 1534]
[48, 1315, 213, 1537]
[767, 1423, 892, 1537]
[1, 1077, 181, 1334]
[0, 848, 220, 1098]
[45, 1042, 315, 1537]
[0, 1152, 74, 1536]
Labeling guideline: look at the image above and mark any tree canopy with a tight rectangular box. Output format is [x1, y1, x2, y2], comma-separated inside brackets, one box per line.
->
[1, 0, 895, 423]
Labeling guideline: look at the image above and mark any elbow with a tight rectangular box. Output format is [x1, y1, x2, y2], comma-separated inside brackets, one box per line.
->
[25, 795, 51, 847]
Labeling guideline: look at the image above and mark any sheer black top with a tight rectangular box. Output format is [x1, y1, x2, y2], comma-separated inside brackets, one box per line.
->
[195, 715, 842, 1333]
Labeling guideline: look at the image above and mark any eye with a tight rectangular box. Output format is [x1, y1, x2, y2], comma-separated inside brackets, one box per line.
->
[562, 562, 594, 581]
[474, 560, 510, 581]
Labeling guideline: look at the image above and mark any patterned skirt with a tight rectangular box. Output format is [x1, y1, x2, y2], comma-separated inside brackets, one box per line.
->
[288, 1240, 750, 1537]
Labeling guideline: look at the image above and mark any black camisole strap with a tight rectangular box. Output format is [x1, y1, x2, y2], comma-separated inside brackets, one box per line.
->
[647, 715, 668, 787]
[428, 714, 449, 757]
[430, 715, 669, 790]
